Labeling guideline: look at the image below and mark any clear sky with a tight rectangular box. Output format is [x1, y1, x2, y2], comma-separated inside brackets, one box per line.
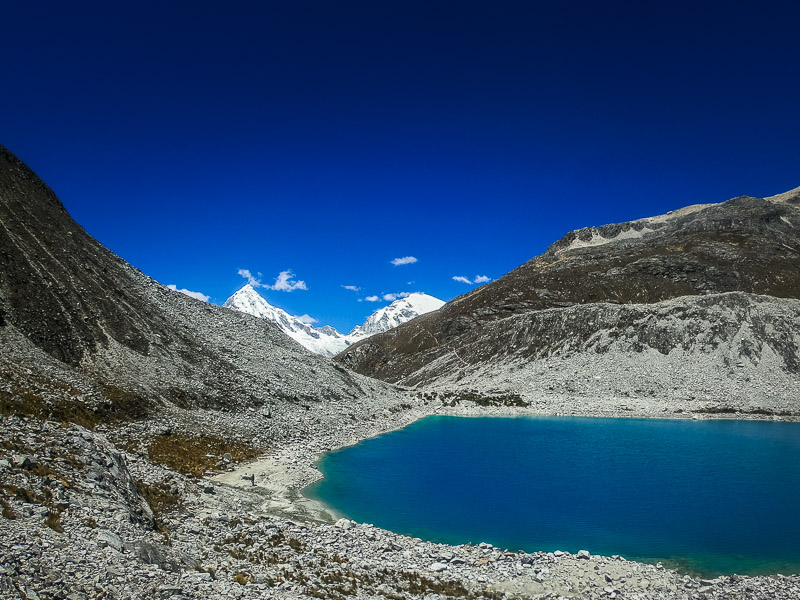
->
[2, 1, 799, 332]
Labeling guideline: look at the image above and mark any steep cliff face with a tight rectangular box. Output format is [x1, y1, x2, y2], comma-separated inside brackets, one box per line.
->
[336, 188, 800, 387]
[0, 145, 393, 419]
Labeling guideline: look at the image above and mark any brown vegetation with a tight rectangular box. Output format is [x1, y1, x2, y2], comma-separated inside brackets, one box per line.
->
[0, 371, 148, 428]
[147, 434, 262, 477]
[44, 510, 63, 532]
[1, 497, 16, 519]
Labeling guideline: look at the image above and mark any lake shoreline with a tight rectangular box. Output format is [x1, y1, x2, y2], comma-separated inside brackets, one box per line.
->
[215, 393, 800, 525]
[205, 393, 800, 598]
[302, 412, 800, 578]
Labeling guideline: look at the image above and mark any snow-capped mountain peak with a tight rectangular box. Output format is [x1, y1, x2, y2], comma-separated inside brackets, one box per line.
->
[222, 286, 444, 357]
[349, 293, 445, 337]
[223, 285, 347, 355]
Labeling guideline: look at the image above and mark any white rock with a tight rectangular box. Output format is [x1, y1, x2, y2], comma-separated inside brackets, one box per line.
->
[335, 518, 353, 530]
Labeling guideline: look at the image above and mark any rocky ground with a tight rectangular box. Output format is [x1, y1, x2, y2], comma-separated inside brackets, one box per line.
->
[338, 293, 800, 409]
[2, 394, 800, 600]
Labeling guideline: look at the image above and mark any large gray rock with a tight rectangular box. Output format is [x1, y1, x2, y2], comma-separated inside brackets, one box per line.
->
[96, 530, 124, 553]
[129, 540, 169, 570]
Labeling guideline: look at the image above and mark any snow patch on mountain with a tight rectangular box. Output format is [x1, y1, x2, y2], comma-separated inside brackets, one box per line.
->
[223, 285, 444, 357]
[349, 293, 444, 337]
[222, 285, 349, 356]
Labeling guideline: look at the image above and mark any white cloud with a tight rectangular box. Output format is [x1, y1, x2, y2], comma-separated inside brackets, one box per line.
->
[364, 295, 380, 302]
[296, 314, 318, 324]
[391, 256, 418, 266]
[238, 268, 307, 292]
[341, 285, 361, 292]
[383, 292, 412, 301]
[453, 275, 492, 285]
[269, 269, 307, 292]
[238, 268, 262, 287]
[167, 284, 210, 302]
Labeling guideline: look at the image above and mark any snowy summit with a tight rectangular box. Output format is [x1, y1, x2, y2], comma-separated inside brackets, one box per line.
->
[223, 285, 444, 357]
[349, 293, 446, 337]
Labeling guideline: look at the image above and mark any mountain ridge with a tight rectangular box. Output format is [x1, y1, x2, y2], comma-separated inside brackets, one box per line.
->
[0, 144, 397, 420]
[223, 285, 444, 357]
[336, 187, 800, 386]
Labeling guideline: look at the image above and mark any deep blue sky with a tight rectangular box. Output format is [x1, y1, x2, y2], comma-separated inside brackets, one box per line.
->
[2, 1, 798, 331]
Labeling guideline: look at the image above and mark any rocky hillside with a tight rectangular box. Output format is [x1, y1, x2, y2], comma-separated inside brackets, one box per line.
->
[358, 292, 800, 410]
[0, 145, 397, 423]
[337, 188, 800, 390]
[2, 147, 799, 599]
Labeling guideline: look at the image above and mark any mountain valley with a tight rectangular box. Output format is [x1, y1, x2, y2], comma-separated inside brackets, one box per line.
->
[1, 145, 799, 599]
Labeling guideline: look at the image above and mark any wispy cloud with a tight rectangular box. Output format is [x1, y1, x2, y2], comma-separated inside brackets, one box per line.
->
[383, 292, 412, 301]
[167, 284, 210, 302]
[238, 268, 308, 292]
[296, 314, 318, 324]
[341, 285, 361, 292]
[453, 275, 492, 285]
[391, 256, 418, 266]
[364, 295, 380, 302]
[238, 269, 262, 287]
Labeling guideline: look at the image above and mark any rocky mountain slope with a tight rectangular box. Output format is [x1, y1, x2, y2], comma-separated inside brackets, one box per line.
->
[337, 188, 800, 395]
[357, 292, 800, 411]
[224, 285, 444, 357]
[0, 144, 399, 422]
[2, 146, 799, 599]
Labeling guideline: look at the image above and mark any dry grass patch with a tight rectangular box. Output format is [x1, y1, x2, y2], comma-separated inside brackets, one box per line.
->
[147, 434, 262, 477]
[0, 372, 148, 428]
[44, 510, 63, 532]
[135, 480, 181, 517]
[135, 479, 181, 542]
[1, 497, 16, 519]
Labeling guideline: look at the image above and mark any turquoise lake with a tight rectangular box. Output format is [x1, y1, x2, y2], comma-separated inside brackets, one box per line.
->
[304, 415, 800, 576]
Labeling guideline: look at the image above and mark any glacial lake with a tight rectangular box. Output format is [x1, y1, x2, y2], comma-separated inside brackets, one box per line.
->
[304, 415, 800, 576]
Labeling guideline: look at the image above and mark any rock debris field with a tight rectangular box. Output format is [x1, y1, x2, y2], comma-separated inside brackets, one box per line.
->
[2, 395, 800, 600]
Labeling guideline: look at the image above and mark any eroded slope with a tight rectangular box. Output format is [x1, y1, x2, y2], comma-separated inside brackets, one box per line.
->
[0, 145, 394, 421]
[337, 189, 800, 385]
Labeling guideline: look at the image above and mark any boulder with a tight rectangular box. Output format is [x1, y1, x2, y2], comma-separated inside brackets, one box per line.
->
[96, 530, 124, 553]
[335, 518, 353, 530]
